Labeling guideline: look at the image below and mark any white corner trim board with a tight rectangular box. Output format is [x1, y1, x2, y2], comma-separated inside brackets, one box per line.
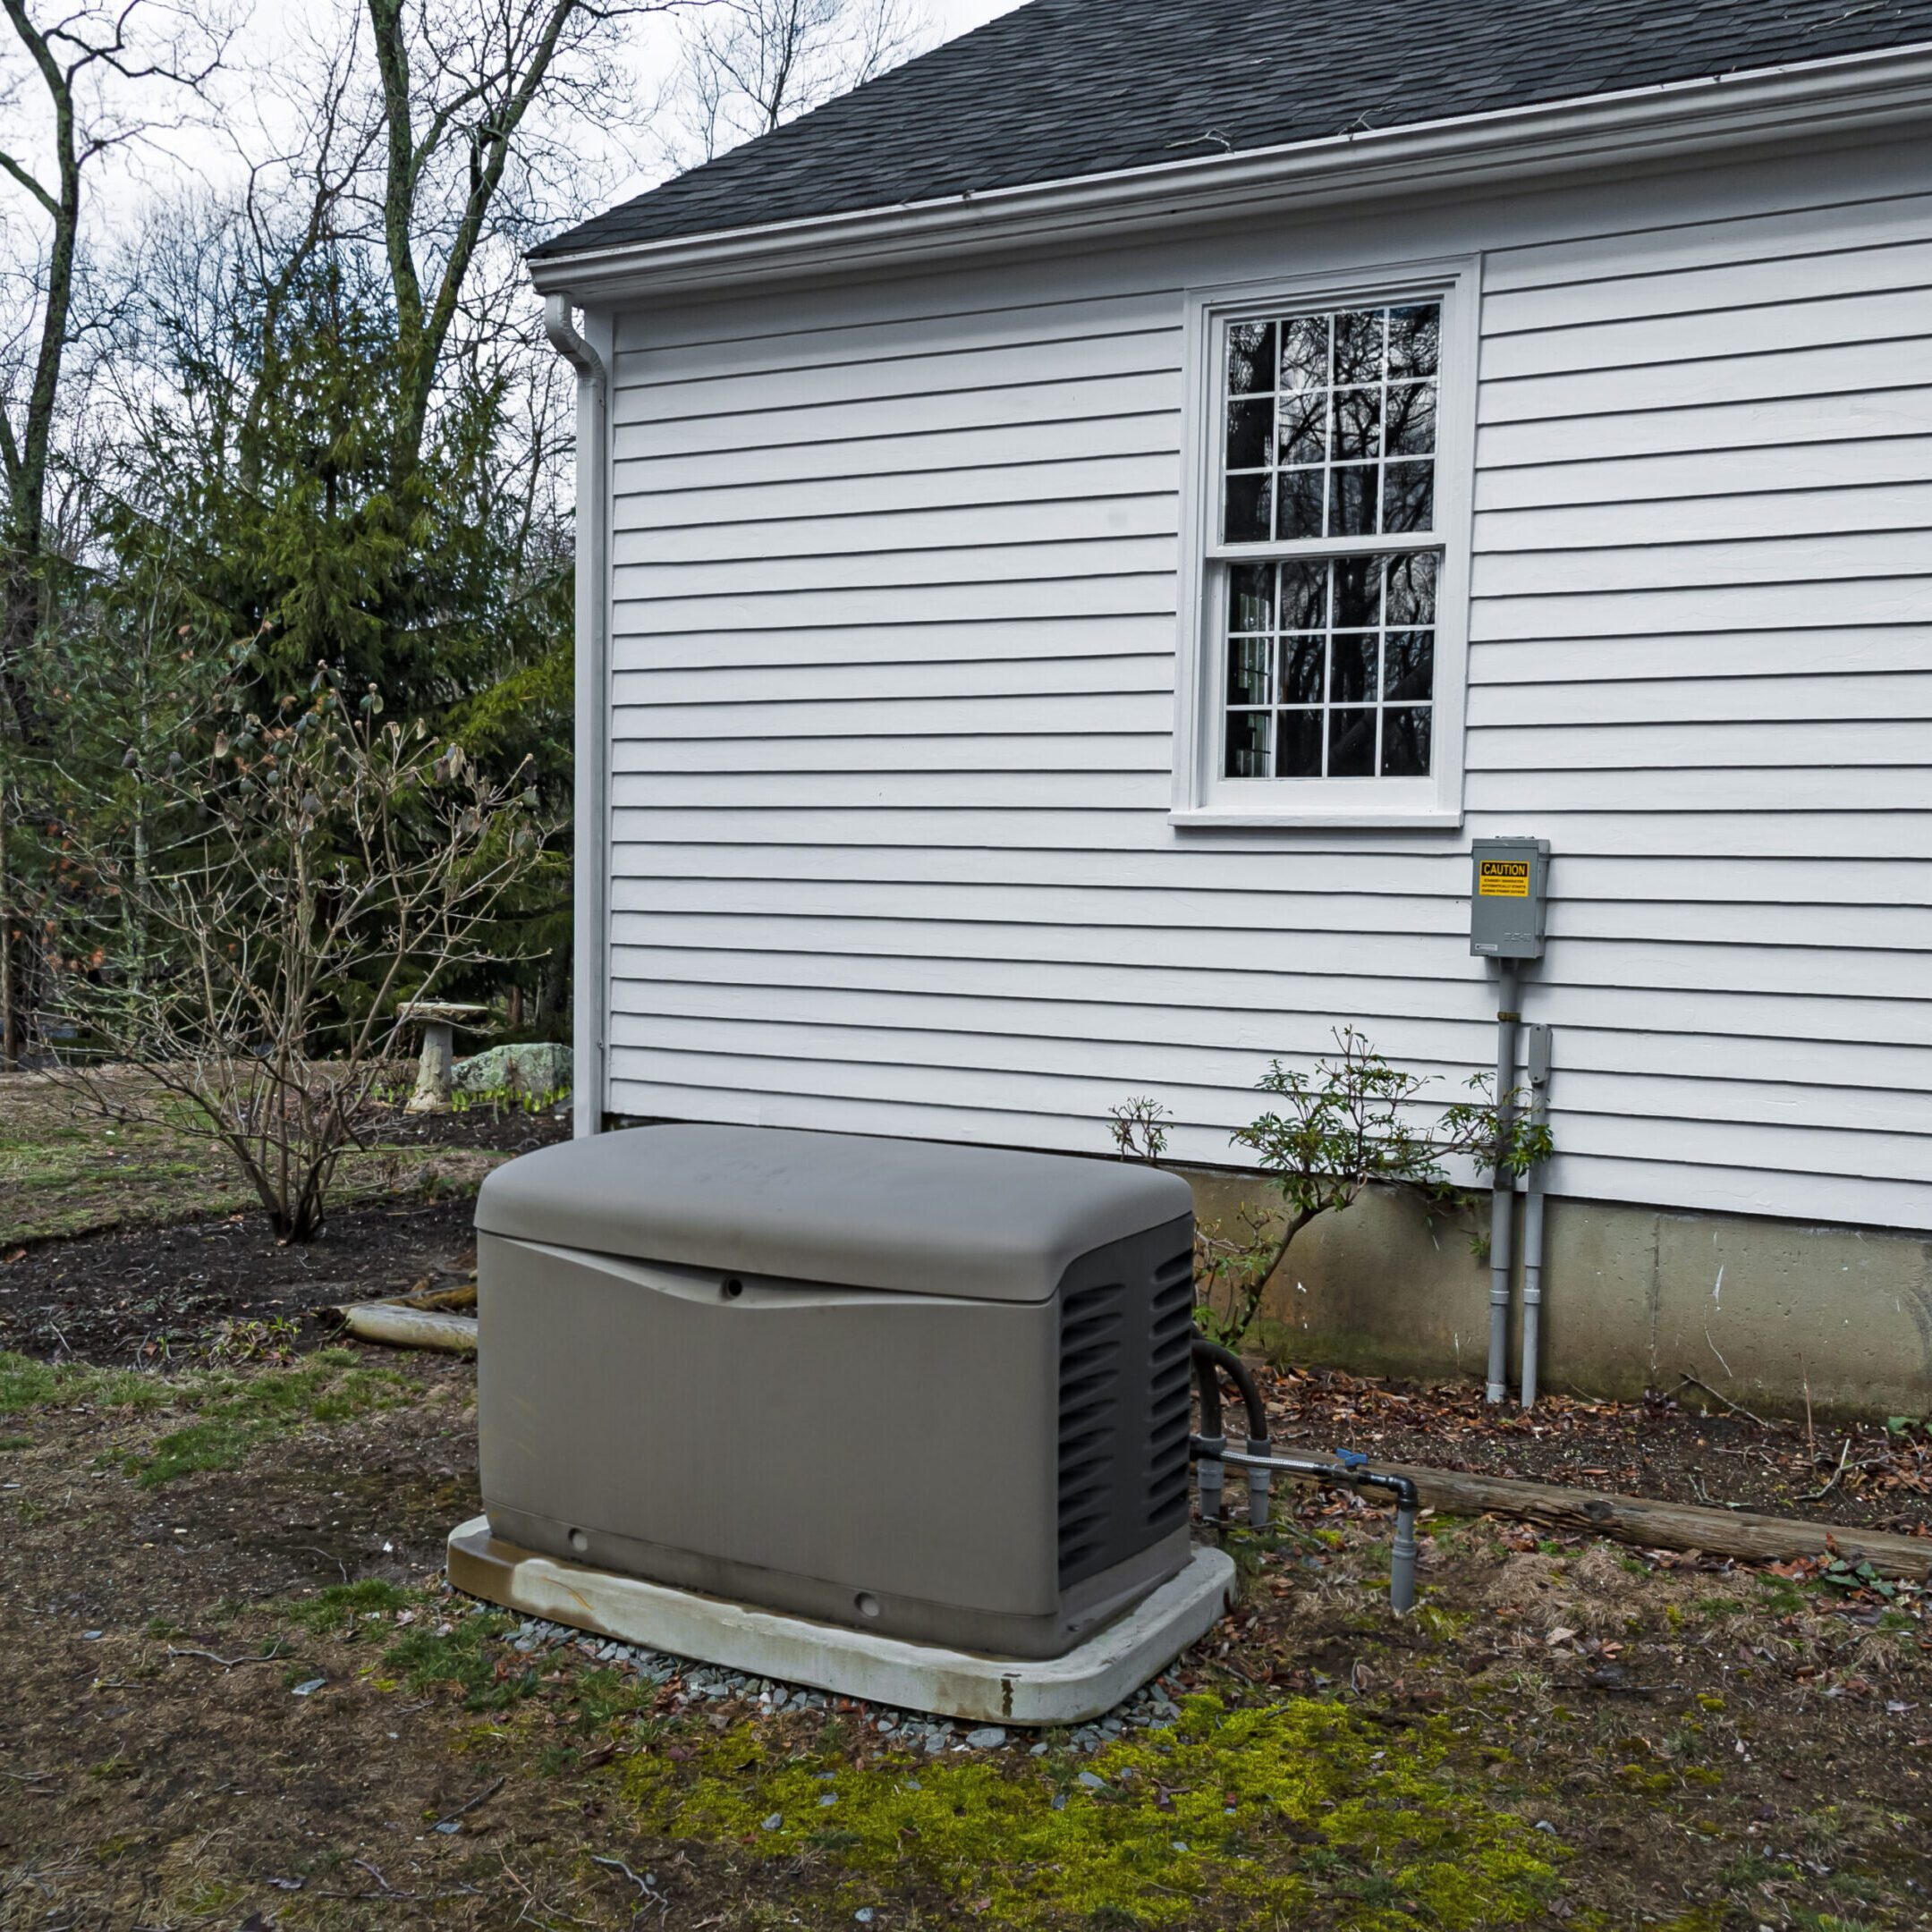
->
[528, 42, 1932, 302]
[447, 1516, 1236, 1725]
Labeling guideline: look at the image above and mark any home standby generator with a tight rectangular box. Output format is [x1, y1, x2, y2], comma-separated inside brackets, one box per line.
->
[448, 1124, 1236, 1717]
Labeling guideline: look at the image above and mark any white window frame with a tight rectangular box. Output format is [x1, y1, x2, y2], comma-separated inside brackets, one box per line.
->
[1170, 254, 1479, 828]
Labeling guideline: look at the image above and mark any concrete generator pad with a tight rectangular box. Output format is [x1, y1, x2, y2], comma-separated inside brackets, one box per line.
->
[446, 1516, 1235, 1726]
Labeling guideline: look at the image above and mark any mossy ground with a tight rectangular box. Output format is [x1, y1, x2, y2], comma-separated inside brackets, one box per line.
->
[1, 1342, 1927, 1929]
[623, 1693, 1557, 1929]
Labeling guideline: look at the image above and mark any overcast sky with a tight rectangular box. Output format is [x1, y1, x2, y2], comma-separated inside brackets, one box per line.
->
[932, 0, 1028, 39]
[98, 0, 1034, 222]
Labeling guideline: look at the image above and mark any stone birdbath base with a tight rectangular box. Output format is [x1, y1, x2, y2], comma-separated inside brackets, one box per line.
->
[401, 1001, 489, 1113]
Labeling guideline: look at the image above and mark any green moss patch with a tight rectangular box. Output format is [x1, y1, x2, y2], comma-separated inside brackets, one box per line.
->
[119, 1351, 411, 1486]
[623, 1693, 1559, 1929]
[0, 1352, 180, 1418]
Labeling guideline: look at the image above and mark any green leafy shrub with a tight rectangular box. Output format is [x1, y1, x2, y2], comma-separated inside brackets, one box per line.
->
[1113, 1028, 1552, 1346]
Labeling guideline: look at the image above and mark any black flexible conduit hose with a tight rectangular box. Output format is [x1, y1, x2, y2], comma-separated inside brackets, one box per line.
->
[1189, 1335, 1419, 1614]
[1191, 1335, 1271, 1527]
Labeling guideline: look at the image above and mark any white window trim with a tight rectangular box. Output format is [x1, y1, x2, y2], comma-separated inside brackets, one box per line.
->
[1170, 253, 1480, 829]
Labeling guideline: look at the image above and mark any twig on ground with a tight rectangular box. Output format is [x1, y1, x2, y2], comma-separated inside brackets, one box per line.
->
[312, 1859, 480, 1903]
[1688, 1474, 1746, 1513]
[165, 1642, 289, 1670]
[592, 1853, 652, 1898]
[0, 1769, 51, 1783]
[1800, 1437, 1853, 1504]
[1674, 1374, 1781, 1434]
[593, 1853, 666, 1926]
[1703, 1328, 1733, 1379]
[435, 1774, 505, 1830]
[1801, 1352, 1816, 1460]
[300, 1546, 350, 1583]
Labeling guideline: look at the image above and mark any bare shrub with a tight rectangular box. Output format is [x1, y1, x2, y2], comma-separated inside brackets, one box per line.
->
[50, 663, 547, 1241]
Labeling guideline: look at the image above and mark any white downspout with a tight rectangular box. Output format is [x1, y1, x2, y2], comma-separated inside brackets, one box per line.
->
[545, 293, 612, 1140]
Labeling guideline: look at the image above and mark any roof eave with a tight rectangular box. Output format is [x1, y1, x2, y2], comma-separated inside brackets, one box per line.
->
[529, 38, 1932, 304]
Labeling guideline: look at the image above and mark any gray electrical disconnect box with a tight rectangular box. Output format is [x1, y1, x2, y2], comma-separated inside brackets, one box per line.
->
[1470, 837, 1550, 959]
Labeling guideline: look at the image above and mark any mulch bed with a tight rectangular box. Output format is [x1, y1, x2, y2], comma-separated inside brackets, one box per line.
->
[0, 1106, 567, 1363]
[1261, 1363, 1932, 1535]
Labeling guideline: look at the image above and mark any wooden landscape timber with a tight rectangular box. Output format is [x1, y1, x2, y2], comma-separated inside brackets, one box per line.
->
[1370, 1459, 1932, 1581]
[337, 1280, 479, 1355]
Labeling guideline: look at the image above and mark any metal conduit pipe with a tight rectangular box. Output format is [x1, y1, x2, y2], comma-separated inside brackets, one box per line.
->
[1219, 1450, 1421, 1613]
[1485, 961, 1521, 1405]
[1519, 1024, 1553, 1410]
[1191, 1340, 1226, 1526]
[1191, 1336, 1273, 1527]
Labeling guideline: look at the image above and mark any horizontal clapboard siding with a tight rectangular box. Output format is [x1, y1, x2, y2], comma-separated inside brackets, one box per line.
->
[603, 148, 1932, 1232]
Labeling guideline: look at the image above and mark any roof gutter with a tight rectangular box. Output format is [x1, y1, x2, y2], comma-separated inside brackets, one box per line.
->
[530, 38, 1932, 303]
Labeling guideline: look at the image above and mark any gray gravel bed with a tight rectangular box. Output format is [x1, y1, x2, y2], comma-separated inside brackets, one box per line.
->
[462, 1597, 1188, 1751]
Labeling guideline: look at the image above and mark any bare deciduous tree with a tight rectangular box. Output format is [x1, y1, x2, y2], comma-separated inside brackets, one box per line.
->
[662, 0, 928, 165]
[360, 0, 674, 475]
[0, 0, 225, 1063]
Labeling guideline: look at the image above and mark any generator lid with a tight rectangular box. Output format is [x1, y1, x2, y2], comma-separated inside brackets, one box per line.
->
[474, 1123, 1193, 1303]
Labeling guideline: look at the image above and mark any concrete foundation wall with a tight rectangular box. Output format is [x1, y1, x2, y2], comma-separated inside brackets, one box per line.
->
[1181, 1169, 1932, 1423]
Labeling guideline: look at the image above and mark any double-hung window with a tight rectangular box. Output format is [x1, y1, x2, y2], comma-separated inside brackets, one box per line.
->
[1174, 258, 1476, 826]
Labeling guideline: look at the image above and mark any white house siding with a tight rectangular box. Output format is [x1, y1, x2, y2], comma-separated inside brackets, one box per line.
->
[600, 133, 1932, 1234]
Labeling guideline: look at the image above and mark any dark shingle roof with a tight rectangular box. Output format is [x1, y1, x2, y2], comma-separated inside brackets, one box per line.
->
[533, 0, 1932, 259]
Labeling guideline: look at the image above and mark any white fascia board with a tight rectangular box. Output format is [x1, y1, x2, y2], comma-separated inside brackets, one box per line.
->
[529, 40, 1932, 304]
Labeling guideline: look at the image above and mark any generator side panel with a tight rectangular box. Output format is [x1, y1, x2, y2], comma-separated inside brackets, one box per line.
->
[477, 1233, 1061, 1640]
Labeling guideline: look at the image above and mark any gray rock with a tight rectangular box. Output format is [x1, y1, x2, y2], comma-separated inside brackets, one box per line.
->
[964, 1726, 1006, 1749]
[761, 1814, 783, 1832]
[1077, 1770, 1107, 1791]
[452, 1040, 571, 1099]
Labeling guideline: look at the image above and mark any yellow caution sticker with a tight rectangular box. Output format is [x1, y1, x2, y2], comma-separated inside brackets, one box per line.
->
[1479, 859, 1530, 898]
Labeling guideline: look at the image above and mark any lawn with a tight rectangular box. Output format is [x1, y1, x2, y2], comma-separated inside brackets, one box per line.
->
[0, 1095, 1927, 1930]
[0, 1069, 500, 1246]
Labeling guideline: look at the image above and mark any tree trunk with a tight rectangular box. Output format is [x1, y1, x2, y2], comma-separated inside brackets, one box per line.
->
[0, 774, 15, 1068]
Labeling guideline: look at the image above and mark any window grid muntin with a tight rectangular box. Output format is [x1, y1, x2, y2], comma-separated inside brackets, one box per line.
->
[1217, 299, 1445, 783]
[1223, 555, 1436, 780]
[1221, 303, 1440, 547]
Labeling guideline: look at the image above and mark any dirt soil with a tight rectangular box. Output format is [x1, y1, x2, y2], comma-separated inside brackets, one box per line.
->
[0, 1105, 566, 1362]
[1, 1336, 1928, 1928]
[3, 1134, 1929, 1930]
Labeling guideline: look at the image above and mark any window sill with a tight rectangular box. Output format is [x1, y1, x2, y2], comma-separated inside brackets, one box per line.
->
[1169, 804, 1463, 831]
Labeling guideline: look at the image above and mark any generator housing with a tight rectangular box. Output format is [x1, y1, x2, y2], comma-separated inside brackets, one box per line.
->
[472, 1124, 1197, 1659]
